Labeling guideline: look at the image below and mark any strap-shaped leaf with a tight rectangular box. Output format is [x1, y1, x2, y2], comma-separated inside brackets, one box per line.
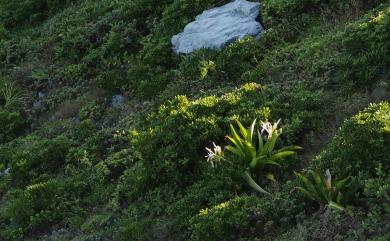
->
[265, 173, 276, 182]
[246, 142, 257, 160]
[230, 124, 243, 145]
[250, 155, 267, 170]
[264, 132, 280, 153]
[328, 201, 345, 211]
[226, 135, 245, 157]
[270, 151, 296, 161]
[335, 176, 350, 192]
[236, 120, 248, 140]
[257, 130, 264, 155]
[247, 119, 257, 143]
[325, 169, 332, 190]
[295, 171, 323, 204]
[309, 170, 329, 203]
[263, 159, 281, 167]
[336, 192, 343, 204]
[242, 171, 272, 197]
[294, 186, 318, 201]
[226, 145, 244, 158]
[277, 145, 302, 152]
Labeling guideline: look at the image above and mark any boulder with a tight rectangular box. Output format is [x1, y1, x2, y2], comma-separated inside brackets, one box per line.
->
[112, 94, 125, 108]
[171, 0, 263, 54]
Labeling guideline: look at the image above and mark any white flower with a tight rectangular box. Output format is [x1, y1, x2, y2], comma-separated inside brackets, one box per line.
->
[260, 119, 281, 138]
[205, 142, 224, 167]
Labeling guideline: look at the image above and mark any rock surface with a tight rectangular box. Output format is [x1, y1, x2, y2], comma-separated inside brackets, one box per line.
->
[112, 94, 125, 108]
[171, 0, 263, 54]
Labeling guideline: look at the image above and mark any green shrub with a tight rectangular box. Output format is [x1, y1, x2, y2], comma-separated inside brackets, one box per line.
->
[188, 192, 304, 241]
[116, 206, 154, 241]
[0, 109, 25, 143]
[188, 195, 261, 241]
[95, 69, 129, 91]
[335, 4, 390, 90]
[358, 168, 390, 239]
[0, 0, 78, 28]
[75, 119, 96, 141]
[301, 208, 361, 241]
[136, 83, 269, 187]
[114, 161, 147, 205]
[168, 165, 243, 228]
[262, 0, 384, 28]
[0, 178, 81, 239]
[137, 82, 328, 190]
[312, 102, 390, 178]
[3, 135, 72, 187]
[159, 37, 264, 101]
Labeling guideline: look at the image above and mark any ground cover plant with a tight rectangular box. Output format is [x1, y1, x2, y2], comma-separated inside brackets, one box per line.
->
[0, 0, 389, 241]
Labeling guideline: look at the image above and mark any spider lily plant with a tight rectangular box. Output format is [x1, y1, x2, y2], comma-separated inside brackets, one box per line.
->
[293, 169, 350, 211]
[205, 119, 301, 196]
[0, 78, 27, 109]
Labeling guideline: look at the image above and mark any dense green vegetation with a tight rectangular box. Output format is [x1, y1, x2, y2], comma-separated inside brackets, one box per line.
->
[0, 0, 389, 240]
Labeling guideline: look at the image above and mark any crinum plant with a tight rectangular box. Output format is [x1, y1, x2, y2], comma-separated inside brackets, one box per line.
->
[0, 78, 27, 110]
[292, 169, 351, 211]
[206, 119, 301, 196]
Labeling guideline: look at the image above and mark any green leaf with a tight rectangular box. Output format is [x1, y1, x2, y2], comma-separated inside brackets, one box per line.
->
[248, 119, 256, 143]
[324, 169, 332, 190]
[309, 170, 329, 203]
[328, 201, 345, 211]
[295, 171, 324, 204]
[270, 151, 296, 161]
[294, 186, 317, 201]
[257, 130, 264, 155]
[265, 173, 276, 182]
[236, 120, 248, 140]
[264, 132, 279, 153]
[335, 176, 350, 192]
[242, 171, 272, 197]
[230, 124, 242, 145]
[277, 145, 302, 152]
[226, 144, 244, 158]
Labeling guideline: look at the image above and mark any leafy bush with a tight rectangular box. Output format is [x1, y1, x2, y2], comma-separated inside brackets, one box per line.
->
[2, 135, 72, 187]
[0, 0, 78, 28]
[312, 101, 390, 178]
[358, 168, 390, 239]
[114, 161, 147, 205]
[135, 83, 269, 187]
[0, 109, 25, 143]
[188, 192, 305, 241]
[167, 165, 243, 229]
[0, 178, 82, 239]
[335, 4, 390, 90]
[188, 195, 263, 241]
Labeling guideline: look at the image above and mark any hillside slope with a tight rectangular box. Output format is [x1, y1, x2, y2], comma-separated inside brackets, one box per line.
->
[0, 1, 389, 240]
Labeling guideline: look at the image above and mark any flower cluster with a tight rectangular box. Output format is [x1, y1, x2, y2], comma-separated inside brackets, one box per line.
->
[205, 142, 224, 168]
[260, 119, 281, 138]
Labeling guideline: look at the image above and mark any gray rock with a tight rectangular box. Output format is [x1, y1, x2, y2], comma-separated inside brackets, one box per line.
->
[172, 0, 263, 54]
[0, 167, 10, 177]
[37, 91, 45, 99]
[112, 94, 125, 108]
[72, 116, 80, 125]
[32, 100, 43, 111]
